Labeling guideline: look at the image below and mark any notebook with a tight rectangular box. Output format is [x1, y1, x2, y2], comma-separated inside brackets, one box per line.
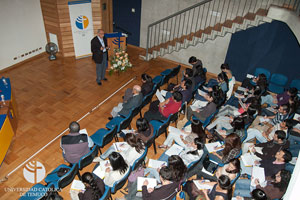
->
[193, 180, 213, 190]
[156, 90, 165, 103]
[137, 177, 157, 191]
[148, 159, 167, 169]
[205, 141, 223, 153]
[70, 180, 85, 191]
[165, 144, 184, 156]
[251, 166, 265, 187]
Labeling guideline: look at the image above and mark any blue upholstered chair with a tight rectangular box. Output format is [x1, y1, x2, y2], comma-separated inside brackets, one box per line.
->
[254, 67, 271, 81]
[44, 164, 79, 190]
[77, 145, 98, 178]
[268, 73, 288, 94]
[99, 185, 111, 200]
[290, 79, 300, 91]
[131, 147, 148, 171]
[90, 126, 117, 154]
[110, 168, 132, 195]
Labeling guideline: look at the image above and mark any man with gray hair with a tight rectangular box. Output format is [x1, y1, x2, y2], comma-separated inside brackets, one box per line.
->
[110, 85, 143, 118]
[91, 29, 109, 85]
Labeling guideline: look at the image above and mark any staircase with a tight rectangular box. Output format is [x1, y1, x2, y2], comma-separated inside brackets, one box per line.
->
[143, 0, 300, 61]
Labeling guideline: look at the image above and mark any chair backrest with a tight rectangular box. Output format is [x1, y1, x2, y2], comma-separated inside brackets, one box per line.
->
[290, 79, 300, 91]
[131, 147, 148, 171]
[78, 145, 98, 170]
[131, 105, 141, 119]
[170, 65, 181, 78]
[58, 164, 79, 189]
[102, 126, 118, 147]
[230, 172, 241, 186]
[154, 115, 173, 137]
[119, 111, 133, 132]
[110, 168, 132, 194]
[268, 73, 288, 94]
[141, 92, 154, 108]
[202, 109, 219, 128]
[99, 185, 111, 200]
[160, 74, 171, 86]
[152, 75, 162, 87]
[254, 67, 271, 80]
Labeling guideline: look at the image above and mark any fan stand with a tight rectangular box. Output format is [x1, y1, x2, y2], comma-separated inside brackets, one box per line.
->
[49, 54, 57, 61]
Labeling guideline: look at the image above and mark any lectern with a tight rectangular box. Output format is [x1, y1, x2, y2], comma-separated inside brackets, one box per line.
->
[104, 32, 127, 69]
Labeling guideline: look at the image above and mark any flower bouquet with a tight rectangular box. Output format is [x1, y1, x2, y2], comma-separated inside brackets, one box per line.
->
[109, 48, 132, 75]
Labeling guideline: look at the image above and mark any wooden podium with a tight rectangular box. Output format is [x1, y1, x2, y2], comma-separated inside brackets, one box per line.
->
[105, 32, 127, 69]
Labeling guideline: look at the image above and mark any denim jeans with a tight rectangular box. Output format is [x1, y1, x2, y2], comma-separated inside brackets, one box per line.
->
[244, 128, 268, 143]
[100, 145, 115, 159]
[234, 179, 252, 197]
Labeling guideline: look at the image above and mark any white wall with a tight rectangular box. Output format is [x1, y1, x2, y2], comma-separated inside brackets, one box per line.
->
[163, 33, 232, 74]
[0, 0, 47, 70]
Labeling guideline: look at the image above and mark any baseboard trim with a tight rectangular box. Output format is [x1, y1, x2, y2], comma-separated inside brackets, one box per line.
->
[0, 52, 47, 73]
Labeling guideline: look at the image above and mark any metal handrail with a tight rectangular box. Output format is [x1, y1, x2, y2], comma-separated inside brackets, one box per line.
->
[145, 0, 300, 60]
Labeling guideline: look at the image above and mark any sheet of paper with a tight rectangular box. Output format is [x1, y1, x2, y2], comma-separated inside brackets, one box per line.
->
[193, 180, 213, 190]
[246, 74, 254, 79]
[237, 86, 247, 92]
[241, 153, 255, 167]
[205, 141, 223, 153]
[198, 89, 207, 96]
[165, 144, 184, 156]
[79, 128, 88, 135]
[160, 89, 167, 97]
[137, 177, 157, 191]
[168, 126, 187, 139]
[251, 166, 265, 187]
[249, 146, 263, 155]
[259, 117, 269, 123]
[155, 90, 165, 103]
[265, 107, 276, 113]
[293, 113, 300, 121]
[70, 180, 85, 191]
[113, 142, 129, 152]
[238, 99, 246, 110]
[93, 165, 106, 179]
[121, 129, 135, 135]
[148, 159, 167, 169]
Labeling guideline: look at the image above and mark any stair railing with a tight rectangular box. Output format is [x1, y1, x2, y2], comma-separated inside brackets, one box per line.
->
[145, 0, 300, 60]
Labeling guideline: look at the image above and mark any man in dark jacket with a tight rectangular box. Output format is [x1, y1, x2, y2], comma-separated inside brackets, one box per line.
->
[61, 121, 90, 164]
[91, 29, 109, 86]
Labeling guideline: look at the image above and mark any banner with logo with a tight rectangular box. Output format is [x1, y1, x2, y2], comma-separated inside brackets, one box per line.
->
[68, 0, 94, 59]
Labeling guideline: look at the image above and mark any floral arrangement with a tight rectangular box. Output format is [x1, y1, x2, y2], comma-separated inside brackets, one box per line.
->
[109, 48, 132, 75]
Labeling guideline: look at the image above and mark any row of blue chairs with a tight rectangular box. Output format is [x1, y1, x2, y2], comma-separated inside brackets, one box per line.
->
[252, 67, 300, 94]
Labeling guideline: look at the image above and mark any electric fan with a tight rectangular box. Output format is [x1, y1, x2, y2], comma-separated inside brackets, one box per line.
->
[45, 42, 58, 61]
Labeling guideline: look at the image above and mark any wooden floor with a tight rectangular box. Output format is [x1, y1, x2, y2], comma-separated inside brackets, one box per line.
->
[0, 46, 192, 199]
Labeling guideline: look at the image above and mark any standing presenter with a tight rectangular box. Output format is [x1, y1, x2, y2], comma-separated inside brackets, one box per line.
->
[91, 29, 109, 85]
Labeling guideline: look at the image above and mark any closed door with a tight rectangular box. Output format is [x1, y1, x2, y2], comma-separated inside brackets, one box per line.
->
[113, 0, 142, 46]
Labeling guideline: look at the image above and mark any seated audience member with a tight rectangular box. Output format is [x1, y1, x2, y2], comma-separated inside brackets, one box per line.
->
[221, 63, 235, 99]
[164, 78, 193, 104]
[186, 91, 218, 122]
[61, 121, 90, 164]
[141, 73, 154, 96]
[242, 73, 268, 96]
[249, 130, 290, 160]
[141, 166, 181, 200]
[178, 137, 205, 166]
[158, 119, 206, 149]
[234, 169, 291, 199]
[246, 112, 290, 144]
[123, 156, 186, 200]
[74, 172, 105, 200]
[244, 104, 290, 143]
[235, 189, 268, 200]
[183, 68, 196, 90]
[261, 87, 298, 107]
[135, 118, 154, 144]
[208, 133, 242, 164]
[241, 149, 292, 177]
[98, 133, 145, 166]
[120, 133, 145, 165]
[144, 91, 182, 122]
[188, 56, 206, 84]
[102, 152, 129, 187]
[110, 85, 143, 118]
[198, 158, 240, 182]
[207, 115, 246, 141]
[287, 118, 300, 145]
[184, 175, 232, 200]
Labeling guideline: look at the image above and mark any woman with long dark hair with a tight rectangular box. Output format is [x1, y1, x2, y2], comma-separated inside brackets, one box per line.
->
[103, 152, 129, 187]
[135, 118, 154, 144]
[141, 73, 153, 96]
[121, 133, 145, 165]
[77, 172, 105, 200]
[210, 133, 242, 164]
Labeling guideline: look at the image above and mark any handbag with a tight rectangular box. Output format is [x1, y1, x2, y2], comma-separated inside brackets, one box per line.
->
[57, 167, 70, 177]
[177, 102, 188, 130]
[202, 155, 218, 175]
